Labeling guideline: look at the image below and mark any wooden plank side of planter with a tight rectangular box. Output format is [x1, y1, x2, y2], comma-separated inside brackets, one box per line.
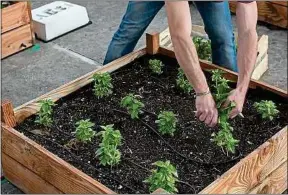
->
[1, 24, 33, 59]
[1, 123, 116, 194]
[159, 26, 269, 80]
[158, 46, 287, 98]
[248, 161, 287, 194]
[199, 126, 287, 194]
[13, 48, 146, 124]
[229, 2, 288, 29]
[1, 1, 30, 34]
[2, 153, 63, 194]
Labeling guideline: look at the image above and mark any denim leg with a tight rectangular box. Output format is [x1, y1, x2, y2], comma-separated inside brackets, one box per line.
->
[103, 1, 164, 65]
[194, 1, 238, 72]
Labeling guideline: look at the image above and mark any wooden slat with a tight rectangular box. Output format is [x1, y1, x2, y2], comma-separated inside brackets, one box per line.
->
[2, 153, 63, 194]
[158, 46, 287, 98]
[146, 32, 160, 55]
[1, 1, 30, 34]
[199, 126, 287, 194]
[1, 100, 16, 127]
[251, 54, 268, 80]
[1, 24, 33, 59]
[159, 26, 269, 80]
[248, 161, 287, 194]
[258, 1, 288, 29]
[255, 35, 268, 69]
[1, 124, 116, 194]
[14, 48, 146, 123]
[229, 2, 288, 29]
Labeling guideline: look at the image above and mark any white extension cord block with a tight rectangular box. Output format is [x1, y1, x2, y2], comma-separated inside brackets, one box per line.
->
[32, 1, 90, 41]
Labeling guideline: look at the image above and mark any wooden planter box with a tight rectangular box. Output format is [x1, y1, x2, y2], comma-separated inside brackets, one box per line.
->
[160, 25, 269, 80]
[229, 1, 288, 29]
[1, 32, 287, 194]
[1, 1, 35, 59]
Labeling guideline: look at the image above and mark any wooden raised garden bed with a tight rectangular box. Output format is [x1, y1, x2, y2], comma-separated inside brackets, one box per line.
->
[1, 1, 35, 59]
[1, 32, 287, 194]
[229, 1, 288, 29]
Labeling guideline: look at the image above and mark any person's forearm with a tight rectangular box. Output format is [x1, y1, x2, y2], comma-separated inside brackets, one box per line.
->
[236, 2, 258, 93]
[172, 32, 209, 93]
[165, 1, 209, 94]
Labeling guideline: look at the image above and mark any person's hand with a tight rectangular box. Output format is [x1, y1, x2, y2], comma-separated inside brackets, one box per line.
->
[195, 93, 218, 127]
[223, 88, 246, 119]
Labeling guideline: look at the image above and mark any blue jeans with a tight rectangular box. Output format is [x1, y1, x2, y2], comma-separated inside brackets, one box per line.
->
[103, 1, 238, 72]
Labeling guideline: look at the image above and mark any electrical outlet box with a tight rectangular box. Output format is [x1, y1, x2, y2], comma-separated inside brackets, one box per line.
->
[32, 1, 90, 41]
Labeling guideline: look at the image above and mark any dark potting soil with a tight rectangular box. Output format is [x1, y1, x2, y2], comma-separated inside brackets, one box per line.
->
[16, 54, 288, 194]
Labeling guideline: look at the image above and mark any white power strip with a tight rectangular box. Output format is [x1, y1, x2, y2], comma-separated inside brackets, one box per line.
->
[32, 1, 90, 41]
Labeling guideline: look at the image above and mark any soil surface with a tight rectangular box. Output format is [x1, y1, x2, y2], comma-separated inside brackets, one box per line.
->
[16, 54, 288, 194]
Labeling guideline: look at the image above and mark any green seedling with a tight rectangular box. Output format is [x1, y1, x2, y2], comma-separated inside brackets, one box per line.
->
[35, 99, 56, 127]
[210, 69, 239, 154]
[96, 124, 122, 166]
[193, 36, 212, 61]
[253, 100, 279, 121]
[176, 68, 193, 94]
[211, 121, 239, 154]
[144, 160, 178, 193]
[96, 144, 121, 166]
[149, 59, 164, 75]
[120, 93, 144, 119]
[211, 102, 240, 154]
[96, 124, 122, 147]
[74, 119, 96, 143]
[93, 72, 113, 98]
[156, 111, 178, 136]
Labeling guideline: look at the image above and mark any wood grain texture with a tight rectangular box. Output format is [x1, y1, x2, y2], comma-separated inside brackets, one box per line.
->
[1, 24, 33, 59]
[146, 32, 160, 55]
[229, 1, 288, 29]
[1, 1, 30, 34]
[159, 26, 269, 80]
[1, 100, 16, 127]
[27, 1, 36, 44]
[270, 2, 288, 7]
[13, 48, 146, 123]
[1, 124, 116, 194]
[158, 46, 287, 98]
[255, 35, 268, 69]
[252, 54, 268, 81]
[248, 161, 287, 194]
[2, 153, 63, 194]
[199, 126, 287, 194]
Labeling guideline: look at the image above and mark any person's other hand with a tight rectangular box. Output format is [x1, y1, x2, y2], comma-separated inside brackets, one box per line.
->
[195, 93, 218, 127]
[223, 88, 246, 119]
